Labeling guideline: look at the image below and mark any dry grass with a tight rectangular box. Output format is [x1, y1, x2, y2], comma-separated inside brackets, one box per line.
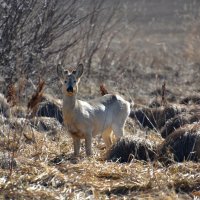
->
[27, 79, 45, 117]
[0, 126, 199, 199]
[0, 72, 199, 199]
[1, 62, 200, 200]
[6, 83, 17, 107]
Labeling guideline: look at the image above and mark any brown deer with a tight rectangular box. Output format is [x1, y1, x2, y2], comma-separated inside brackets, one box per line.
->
[57, 64, 130, 156]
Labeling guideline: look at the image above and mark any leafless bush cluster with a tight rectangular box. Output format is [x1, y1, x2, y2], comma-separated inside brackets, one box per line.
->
[0, 0, 122, 97]
[0, 1, 78, 80]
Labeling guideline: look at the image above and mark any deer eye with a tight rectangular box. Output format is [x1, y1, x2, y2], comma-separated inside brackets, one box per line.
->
[64, 80, 67, 83]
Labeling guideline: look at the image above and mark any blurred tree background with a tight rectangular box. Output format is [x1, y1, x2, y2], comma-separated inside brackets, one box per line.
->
[0, 0, 200, 102]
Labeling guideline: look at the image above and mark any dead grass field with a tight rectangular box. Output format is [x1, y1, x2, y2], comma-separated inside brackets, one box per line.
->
[0, 128, 199, 200]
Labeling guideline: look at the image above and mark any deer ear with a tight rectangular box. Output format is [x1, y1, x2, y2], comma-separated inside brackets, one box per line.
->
[75, 63, 84, 78]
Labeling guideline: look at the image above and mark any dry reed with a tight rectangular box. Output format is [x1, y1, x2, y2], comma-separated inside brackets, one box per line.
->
[27, 79, 45, 117]
[6, 83, 17, 107]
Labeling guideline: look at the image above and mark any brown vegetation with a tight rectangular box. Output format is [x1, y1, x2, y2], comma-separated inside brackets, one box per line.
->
[99, 84, 109, 96]
[129, 106, 180, 130]
[160, 114, 200, 138]
[27, 79, 45, 117]
[180, 95, 200, 105]
[107, 136, 157, 163]
[1, 91, 200, 199]
[158, 123, 200, 164]
[36, 95, 63, 124]
[6, 83, 17, 107]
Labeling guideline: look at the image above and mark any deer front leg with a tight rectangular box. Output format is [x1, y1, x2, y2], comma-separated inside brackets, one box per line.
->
[73, 137, 80, 156]
[85, 134, 92, 156]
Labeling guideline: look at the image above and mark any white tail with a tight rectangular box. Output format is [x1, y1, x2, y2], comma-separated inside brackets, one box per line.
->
[58, 64, 130, 156]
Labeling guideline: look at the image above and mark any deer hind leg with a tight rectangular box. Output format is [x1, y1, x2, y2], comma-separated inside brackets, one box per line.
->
[73, 137, 80, 156]
[102, 127, 114, 149]
[112, 124, 124, 141]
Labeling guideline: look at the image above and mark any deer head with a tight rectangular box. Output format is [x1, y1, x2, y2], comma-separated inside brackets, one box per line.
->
[57, 64, 84, 96]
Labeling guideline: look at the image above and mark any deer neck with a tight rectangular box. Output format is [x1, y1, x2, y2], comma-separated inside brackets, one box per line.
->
[62, 94, 77, 125]
[63, 93, 77, 111]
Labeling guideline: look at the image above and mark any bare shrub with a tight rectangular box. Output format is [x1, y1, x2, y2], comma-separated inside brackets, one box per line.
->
[160, 113, 200, 138]
[36, 96, 63, 123]
[180, 94, 200, 105]
[158, 123, 200, 164]
[27, 79, 45, 117]
[0, 0, 92, 93]
[129, 106, 180, 130]
[107, 136, 157, 163]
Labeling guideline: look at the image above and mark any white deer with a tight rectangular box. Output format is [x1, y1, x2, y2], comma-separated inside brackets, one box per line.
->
[58, 63, 130, 156]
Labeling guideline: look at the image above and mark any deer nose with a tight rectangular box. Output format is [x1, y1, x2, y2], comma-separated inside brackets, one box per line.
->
[67, 86, 73, 93]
